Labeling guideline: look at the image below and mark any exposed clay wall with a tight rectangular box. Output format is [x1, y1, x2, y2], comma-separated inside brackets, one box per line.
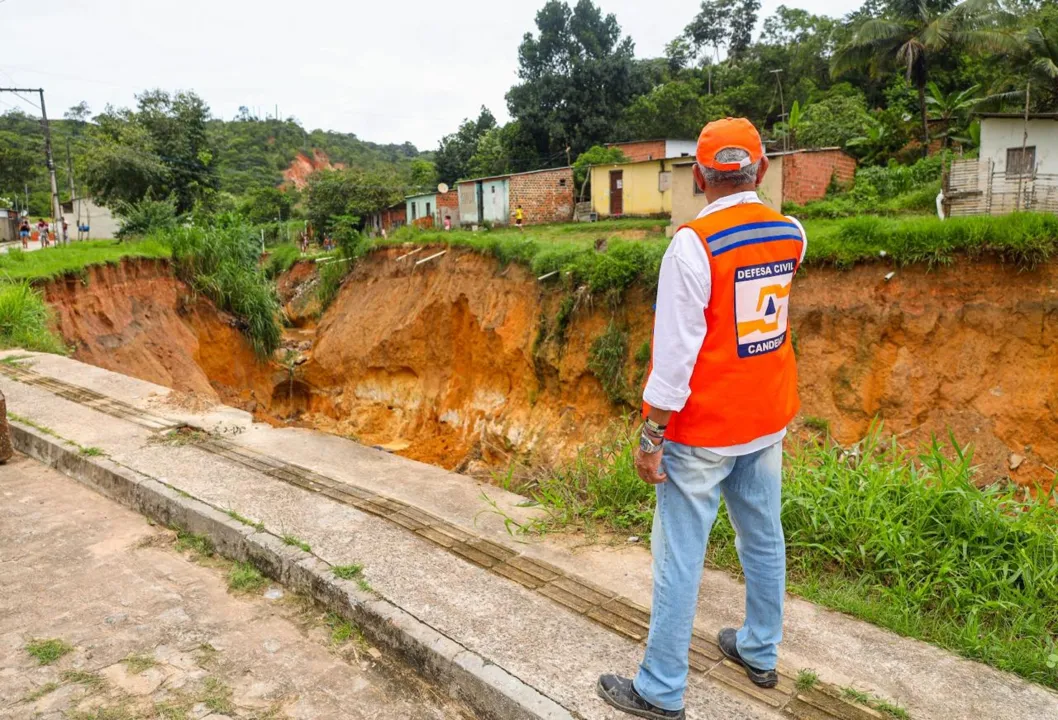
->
[44, 254, 1058, 487]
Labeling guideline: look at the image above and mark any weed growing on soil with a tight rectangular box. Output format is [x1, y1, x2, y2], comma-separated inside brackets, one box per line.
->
[332, 563, 363, 580]
[62, 669, 106, 690]
[227, 509, 265, 531]
[588, 322, 631, 405]
[79, 446, 105, 457]
[282, 534, 311, 552]
[801, 416, 830, 434]
[22, 681, 59, 701]
[66, 706, 134, 720]
[0, 282, 67, 353]
[795, 668, 819, 691]
[841, 687, 910, 719]
[7, 413, 62, 439]
[521, 426, 1058, 688]
[200, 677, 235, 714]
[162, 223, 281, 357]
[24, 638, 73, 665]
[228, 562, 267, 593]
[175, 530, 214, 558]
[122, 653, 157, 674]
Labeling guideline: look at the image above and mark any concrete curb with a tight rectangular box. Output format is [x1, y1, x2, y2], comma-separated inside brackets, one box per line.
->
[10, 421, 575, 720]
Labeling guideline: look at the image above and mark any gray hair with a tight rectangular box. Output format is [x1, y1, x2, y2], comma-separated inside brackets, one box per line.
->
[699, 148, 759, 187]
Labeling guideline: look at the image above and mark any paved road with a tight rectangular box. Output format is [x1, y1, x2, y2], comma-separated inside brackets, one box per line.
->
[0, 454, 477, 719]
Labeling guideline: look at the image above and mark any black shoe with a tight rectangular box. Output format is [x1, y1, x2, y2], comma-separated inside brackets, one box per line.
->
[596, 674, 685, 719]
[717, 628, 779, 688]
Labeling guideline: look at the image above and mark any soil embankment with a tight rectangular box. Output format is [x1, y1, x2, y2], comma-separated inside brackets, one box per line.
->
[44, 253, 1058, 485]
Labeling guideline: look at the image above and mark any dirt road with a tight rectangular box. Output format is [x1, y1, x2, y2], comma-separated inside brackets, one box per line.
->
[0, 454, 476, 719]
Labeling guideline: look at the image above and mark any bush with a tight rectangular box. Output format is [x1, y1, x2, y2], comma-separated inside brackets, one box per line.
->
[588, 321, 630, 404]
[0, 282, 66, 354]
[316, 217, 371, 311]
[163, 223, 281, 356]
[114, 195, 179, 238]
[786, 155, 945, 219]
[263, 244, 301, 280]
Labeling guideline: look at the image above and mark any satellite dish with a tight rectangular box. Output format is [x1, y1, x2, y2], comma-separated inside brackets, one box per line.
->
[438, 183, 450, 194]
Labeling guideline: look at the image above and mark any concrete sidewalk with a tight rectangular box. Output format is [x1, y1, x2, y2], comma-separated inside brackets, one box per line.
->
[1, 351, 1055, 720]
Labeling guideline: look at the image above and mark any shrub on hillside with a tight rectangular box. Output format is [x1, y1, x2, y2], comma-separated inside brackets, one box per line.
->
[162, 223, 281, 357]
[115, 195, 179, 239]
[0, 282, 66, 354]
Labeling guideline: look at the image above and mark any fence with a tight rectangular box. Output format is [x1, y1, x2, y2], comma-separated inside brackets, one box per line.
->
[945, 158, 1058, 216]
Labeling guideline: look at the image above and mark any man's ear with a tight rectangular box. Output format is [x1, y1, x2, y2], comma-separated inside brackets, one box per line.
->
[755, 156, 770, 187]
[693, 164, 707, 194]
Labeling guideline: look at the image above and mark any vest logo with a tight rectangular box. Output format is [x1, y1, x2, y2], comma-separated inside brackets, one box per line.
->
[734, 259, 796, 358]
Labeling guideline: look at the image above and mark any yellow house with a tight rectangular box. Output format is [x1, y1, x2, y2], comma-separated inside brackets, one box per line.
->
[668, 160, 784, 236]
[590, 158, 680, 218]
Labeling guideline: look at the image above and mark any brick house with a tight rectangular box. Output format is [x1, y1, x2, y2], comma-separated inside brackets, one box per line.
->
[364, 201, 406, 236]
[458, 167, 574, 226]
[437, 189, 460, 227]
[606, 139, 697, 163]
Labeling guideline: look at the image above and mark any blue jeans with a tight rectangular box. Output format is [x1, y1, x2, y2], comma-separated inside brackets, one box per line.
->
[633, 440, 786, 711]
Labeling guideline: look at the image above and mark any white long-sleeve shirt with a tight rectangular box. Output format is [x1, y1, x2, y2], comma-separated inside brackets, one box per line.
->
[643, 191, 808, 456]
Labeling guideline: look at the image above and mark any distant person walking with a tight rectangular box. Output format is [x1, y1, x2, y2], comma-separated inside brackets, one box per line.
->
[19, 219, 30, 249]
[514, 204, 525, 231]
[61, 220, 69, 244]
[443, 214, 452, 231]
[36, 219, 50, 248]
[597, 118, 808, 720]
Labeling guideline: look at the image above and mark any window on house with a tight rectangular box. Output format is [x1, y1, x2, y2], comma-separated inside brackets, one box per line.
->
[411, 203, 417, 220]
[1006, 146, 1036, 176]
[693, 175, 704, 196]
[559, 178, 567, 187]
[426, 202, 431, 217]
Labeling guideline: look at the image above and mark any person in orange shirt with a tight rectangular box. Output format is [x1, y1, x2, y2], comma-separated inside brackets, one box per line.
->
[597, 118, 807, 720]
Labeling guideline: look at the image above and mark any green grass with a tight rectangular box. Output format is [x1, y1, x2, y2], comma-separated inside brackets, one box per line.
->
[79, 446, 105, 457]
[842, 687, 910, 719]
[7, 412, 62, 439]
[227, 509, 265, 531]
[62, 669, 106, 690]
[514, 428, 1058, 689]
[175, 530, 214, 558]
[0, 282, 67, 353]
[200, 677, 234, 714]
[588, 321, 632, 405]
[161, 223, 281, 357]
[24, 638, 73, 665]
[263, 243, 302, 280]
[324, 612, 363, 646]
[22, 681, 59, 701]
[332, 563, 363, 580]
[227, 561, 267, 593]
[0, 239, 169, 283]
[795, 668, 819, 691]
[282, 534, 311, 552]
[122, 653, 157, 674]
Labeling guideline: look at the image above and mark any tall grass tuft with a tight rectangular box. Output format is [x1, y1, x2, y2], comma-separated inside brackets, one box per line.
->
[263, 243, 302, 280]
[522, 426, 1058, 688]
[162, 223, 281, 357]
[0, 282, 66, 353]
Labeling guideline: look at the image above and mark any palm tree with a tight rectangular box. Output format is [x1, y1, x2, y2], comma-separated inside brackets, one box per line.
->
[832, 0, 1016, 155]
[1024, 26, 1058, 107]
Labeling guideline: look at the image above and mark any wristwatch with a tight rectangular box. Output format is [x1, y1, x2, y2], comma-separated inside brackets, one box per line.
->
[639, 432, 664, 454]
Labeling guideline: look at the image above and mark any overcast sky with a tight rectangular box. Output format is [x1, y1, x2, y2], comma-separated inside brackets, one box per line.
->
[2, 0, 863, 150]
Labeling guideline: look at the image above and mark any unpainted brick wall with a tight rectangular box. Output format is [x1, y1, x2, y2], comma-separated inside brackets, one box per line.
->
[436, 190, 460, 225]
[781, 151, 857, 205]
[608, 140, 667, 163]
[509, 168, 575, 225]
[382, 206, 406, 231]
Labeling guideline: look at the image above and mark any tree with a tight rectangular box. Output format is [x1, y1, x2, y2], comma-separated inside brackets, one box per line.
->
[620, 81, 730, 140]
[435, 107, 496, 184]
[506, 0, 644, 158]
[409, 159, 438, 191]
[925, 82, 989, 146]
[684, 0, 761, 62]
[466, 127, 511, 179]
[572, 145, 628, 191]
[796, 93, 874, 148]
[63, 102, 91, 123]
[239, 186, 298, 224]
[1023, 23, 1058, 109]
[305, 167, 402, 235]
[832, 0, 1017, 155]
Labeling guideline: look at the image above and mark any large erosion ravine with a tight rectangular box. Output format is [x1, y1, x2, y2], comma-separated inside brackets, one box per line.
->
[44, 251, 1058, 487]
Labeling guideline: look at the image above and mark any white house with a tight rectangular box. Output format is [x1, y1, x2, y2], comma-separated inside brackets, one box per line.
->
[61, 197, 120, 239]
[978, 112, 1058, 176]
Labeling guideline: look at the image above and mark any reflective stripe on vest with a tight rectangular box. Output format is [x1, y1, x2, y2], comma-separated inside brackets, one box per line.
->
[648, 203, 802, 448]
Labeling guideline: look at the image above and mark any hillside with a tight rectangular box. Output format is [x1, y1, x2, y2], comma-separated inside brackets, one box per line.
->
[0, 108, 426, 214]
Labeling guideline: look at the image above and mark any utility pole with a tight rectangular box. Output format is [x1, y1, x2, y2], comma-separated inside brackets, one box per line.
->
[66, 137, 79, 243]
[770, 70, 786, 153]
[1015, 81, 1031, 213]
[565, 146, 572, 168]
[0, 88, 64, 236]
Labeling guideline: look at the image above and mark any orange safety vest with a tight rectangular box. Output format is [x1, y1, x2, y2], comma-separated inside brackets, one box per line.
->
[648, 202, 803, 447]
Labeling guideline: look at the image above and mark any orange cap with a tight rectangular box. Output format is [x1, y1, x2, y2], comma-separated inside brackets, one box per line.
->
[696, 117, 764, 171]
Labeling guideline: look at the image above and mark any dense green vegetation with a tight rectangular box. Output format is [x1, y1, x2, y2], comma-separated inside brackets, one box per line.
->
[0, 283, 67, 354]
[0, 240, 170, 283]
[504, 427, 1058, 689]
[162, 221, 282, 357]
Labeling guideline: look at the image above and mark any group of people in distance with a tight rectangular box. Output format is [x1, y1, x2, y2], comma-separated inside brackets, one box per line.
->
[17, 217, 69, 249]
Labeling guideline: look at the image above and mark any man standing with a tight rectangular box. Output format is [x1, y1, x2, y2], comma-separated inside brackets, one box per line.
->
[597, 118, 807, 720]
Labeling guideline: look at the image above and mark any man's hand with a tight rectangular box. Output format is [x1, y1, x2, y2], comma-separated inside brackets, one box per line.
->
[635, 440, 668, 485]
